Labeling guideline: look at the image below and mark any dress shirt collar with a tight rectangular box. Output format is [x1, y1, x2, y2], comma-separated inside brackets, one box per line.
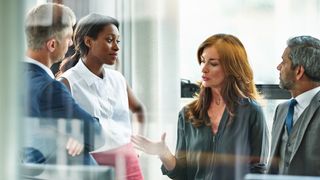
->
[25, 56, 55, 79]
[295, 86, 320, 109]
[75, 59, 105, 86]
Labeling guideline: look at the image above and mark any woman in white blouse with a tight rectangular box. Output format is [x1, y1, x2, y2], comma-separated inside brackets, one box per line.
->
[58, 13, 145, 180]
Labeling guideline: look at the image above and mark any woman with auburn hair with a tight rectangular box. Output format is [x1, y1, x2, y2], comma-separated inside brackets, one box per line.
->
[132, 34, 269, 180]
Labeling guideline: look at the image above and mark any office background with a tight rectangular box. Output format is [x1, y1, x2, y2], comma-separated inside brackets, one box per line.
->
[0, 0, 319, 179]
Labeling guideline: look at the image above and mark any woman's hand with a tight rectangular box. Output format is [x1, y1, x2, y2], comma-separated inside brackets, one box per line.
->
[65, 137, 84, 156]
[131, 133, 177, 171]
[131, 133, 167, 156]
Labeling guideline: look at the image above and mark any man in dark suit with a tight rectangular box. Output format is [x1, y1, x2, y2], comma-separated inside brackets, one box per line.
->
[268, 36, 320, 176]
[22, 3, 103, 165]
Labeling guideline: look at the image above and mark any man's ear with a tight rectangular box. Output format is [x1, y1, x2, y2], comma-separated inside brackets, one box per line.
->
[46, 38, 56, 52]
[296, 65, 305, 80]
[84, 36, 92, 48]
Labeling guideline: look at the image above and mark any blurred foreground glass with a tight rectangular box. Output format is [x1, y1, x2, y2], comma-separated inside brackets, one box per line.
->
[20, 117, 114, 180]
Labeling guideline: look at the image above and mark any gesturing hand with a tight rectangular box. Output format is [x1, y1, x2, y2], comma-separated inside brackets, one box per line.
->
[66, 137, 84, 157]
[131, 133, 167, 156]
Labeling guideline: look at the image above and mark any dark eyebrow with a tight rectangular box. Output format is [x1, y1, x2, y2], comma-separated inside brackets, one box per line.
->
[105, 33, 120, 37]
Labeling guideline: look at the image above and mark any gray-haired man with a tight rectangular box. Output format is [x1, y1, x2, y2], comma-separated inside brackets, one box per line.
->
[268, 35, 320, 176]
[23, 3, 103, 165]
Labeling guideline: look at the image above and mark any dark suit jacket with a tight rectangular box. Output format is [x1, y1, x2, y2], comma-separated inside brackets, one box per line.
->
[268, 91, 320, 176]
[22, 62, 103, 165]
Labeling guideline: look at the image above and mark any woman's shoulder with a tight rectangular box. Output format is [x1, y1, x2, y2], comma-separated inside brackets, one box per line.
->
[239, 98, 263, 112]
[59, 66, 82, 81]
[177, 106, 190, 129]
[179, 104, 194, 122]
[178, 106, 184, 115]
[180, 102, 194, 114]
[59, 60, 82, 77]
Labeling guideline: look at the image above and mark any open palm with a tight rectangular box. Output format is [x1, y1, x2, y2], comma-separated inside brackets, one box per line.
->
[131, 133, 167, 156]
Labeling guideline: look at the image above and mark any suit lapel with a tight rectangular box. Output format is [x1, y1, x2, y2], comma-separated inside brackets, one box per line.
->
[290, 91, 320, 162]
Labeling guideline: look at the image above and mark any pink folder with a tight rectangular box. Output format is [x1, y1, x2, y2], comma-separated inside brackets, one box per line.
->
[91, 143, 143, 180]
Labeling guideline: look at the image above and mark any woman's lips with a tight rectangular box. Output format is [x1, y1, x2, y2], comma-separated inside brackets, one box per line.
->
[202, 76, 209, 81]
[110, 53, 118, 59]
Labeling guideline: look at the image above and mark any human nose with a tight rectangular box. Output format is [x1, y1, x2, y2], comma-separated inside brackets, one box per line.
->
[277, 62, 281, 71]
[113, 42, 119, 51]
[201, 63, 208, 73]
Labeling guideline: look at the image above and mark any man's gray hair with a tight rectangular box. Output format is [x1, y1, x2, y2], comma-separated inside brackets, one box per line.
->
[287, 35, 320, 82]
[25, 3, 76, 50]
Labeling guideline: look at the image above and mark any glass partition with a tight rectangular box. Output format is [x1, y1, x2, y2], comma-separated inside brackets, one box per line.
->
[21, 117, 114, 180]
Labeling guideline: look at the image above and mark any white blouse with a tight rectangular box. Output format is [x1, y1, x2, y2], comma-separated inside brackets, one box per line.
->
[61, 59, 132, 152]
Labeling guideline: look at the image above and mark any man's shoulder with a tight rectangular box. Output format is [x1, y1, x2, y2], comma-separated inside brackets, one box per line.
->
[24, 62, 43, 71]
[276, 100, 290, 111]
[24, 62, 51, 79]
[25, 66, 67, 96]
[27, 71, 53, 89]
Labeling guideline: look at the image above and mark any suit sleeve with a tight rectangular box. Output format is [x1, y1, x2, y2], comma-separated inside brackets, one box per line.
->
[267, 104, 281, 174]
[39, 80, 103, 151]
[161, 109, 187, 179]
[249, 104, 270, 174]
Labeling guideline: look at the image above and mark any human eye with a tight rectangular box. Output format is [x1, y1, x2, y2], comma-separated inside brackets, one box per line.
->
[280, 59, 287, 65]
[106, 38, 113, 43]
[208, 59, 219, 66]
[210, 62, 219, 66]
